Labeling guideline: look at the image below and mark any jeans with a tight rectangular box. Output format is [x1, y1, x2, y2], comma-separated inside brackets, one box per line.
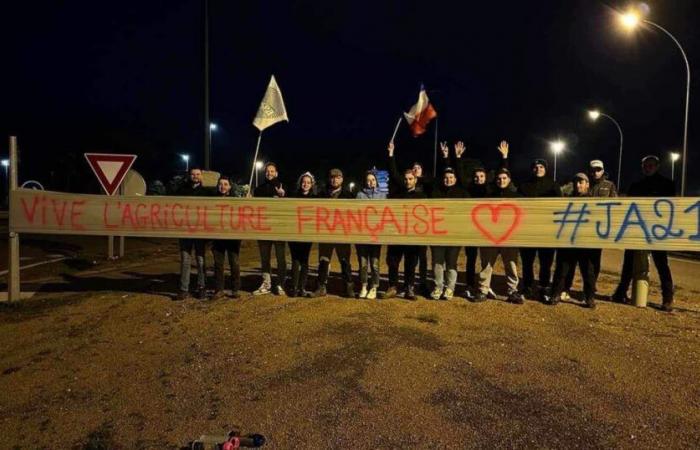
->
[552, 248, 596, 299]
[432, 246, 460, 291]
[465, 246, 479, 287]
[478, 247, 519, 295]
[387, 245, 420, 289]
[179, 239, 206, 292]
[356, 244, 381, 288]
[258, 240, 287, 288]
[520, 247, 555, 288]
[615, 250, 674, 300]
[212, 239, 241, 292]
[317, 243, 352, 286]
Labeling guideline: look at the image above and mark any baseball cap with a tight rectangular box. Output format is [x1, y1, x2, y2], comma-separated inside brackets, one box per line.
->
[589, 160, 604, 170]
[573, 172, 589, 182]
[641, 155, 660, 164]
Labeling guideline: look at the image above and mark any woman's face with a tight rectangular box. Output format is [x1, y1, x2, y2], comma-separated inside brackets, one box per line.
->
[365, 174, 377, 189]
[300, 176, 313, 192]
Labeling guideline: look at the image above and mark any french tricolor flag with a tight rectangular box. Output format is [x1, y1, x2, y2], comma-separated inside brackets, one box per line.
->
[403, 84, 438, 137]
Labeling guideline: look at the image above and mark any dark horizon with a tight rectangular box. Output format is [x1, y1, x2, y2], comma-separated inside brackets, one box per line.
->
[2, 0, 699, 194]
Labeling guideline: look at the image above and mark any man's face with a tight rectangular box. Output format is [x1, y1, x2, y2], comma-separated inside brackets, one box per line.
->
[575, 179, 589, 194]
[265, 165, 278, 180]
[590, 167, 604, 180]
[412, 164, 423, 178]
[473, 171, 486, 185]
[496, 173, 511, 189]
[365, 174, 377, 189]
[190, 169, 202, 184]
[642, 159, 659, 176]
[217, 178, 231, 195]
[404, 172, 417, 190]
[533, 164, 546, 178]
[443, 172, 456, 187]
[330, 174, 343, 189]
[300, 176, 312, 192]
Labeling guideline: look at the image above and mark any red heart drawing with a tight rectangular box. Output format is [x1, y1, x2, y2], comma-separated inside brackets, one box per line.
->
[471, 203, 523, 245]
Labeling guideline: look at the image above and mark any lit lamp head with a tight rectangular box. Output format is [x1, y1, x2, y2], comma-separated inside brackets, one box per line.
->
[181, 154, 190, 162]
[209, 123, 218, 131]
[588, 110, 601, 121]
[349, 182, 355, 190]
[255, 161, 264, 170]
[670, 152, 680, 162]
[619, 10, 641, 30]
[550, 140, 566, 154]
[1, 159, 9, 168]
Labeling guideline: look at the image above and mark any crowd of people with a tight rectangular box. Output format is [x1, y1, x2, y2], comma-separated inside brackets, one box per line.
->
[175, 141, 676, 312]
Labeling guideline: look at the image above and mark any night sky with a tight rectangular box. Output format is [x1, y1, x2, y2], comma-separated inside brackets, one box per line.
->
[2, 0, 699, 194]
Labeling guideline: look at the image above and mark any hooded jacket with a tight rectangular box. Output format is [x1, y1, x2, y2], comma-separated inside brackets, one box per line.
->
[253, 177, 284, 198]
[627, 172, 675, 197]
[518, 175, 562, 198]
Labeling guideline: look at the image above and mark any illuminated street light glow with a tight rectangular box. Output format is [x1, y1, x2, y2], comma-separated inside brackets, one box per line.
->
[620, 11, 640, 30]
[349, 182, 355, 190]
[671, 152, 681, 162]
[181, 154, 190, 162]
[1, 159, 9, 167]
[588, 110, 601, 121]
[550, 140, 565, 154]
[255, 160, 264, 170]
[209, 123, 218, 131]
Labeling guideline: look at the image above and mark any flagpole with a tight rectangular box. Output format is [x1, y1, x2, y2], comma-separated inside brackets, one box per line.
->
[433, 117, 439, 177]
[390, 116, 402, 142]
[247, 131, 263, 197]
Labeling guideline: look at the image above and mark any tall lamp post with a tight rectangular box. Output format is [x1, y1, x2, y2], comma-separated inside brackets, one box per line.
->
[619, 9, 690, 195]
[550, 140, 566, 182]
[255, 160, 264, 187]
[670, 152, 680, 181]
[588, 109, 624, 189]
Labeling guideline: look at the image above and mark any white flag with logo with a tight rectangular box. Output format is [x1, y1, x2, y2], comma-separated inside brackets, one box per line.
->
[253, 75, 289, 131]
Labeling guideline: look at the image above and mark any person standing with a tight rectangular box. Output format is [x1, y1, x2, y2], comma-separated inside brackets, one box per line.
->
[355, 170, 386, 299]
[211, 176, 242, 299]
[612, 155, 675, 311]
[383, 142, 428, 301]
[176, 167, 208, 300]
[518, 157, 562, 300]
[472, 141, 524, 304]
[288, 172, 317, 297]
[548, 173, 597, 308]
[312, 168, 356, 298]
[252, 162, 287, 296]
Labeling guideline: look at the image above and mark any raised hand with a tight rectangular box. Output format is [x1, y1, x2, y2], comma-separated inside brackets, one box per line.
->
[388, 141, 395, 157]
[274, 183, 285, 197]
[497, 140, 509, 159]
[440, 141, 449, 158]
[454, 141, 466, 158]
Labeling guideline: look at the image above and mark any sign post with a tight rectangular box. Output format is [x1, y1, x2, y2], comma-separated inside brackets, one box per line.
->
[84, 153, 137, 259]
[7, 136, 20, 302]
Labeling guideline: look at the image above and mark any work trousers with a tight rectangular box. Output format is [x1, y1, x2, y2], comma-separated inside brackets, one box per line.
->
[387, 245, 420, 289]
[478, 247, 519, 295]
[432, 246, 460, 291]
[614, 250, 674, 300]
[212, 239, 241, 292]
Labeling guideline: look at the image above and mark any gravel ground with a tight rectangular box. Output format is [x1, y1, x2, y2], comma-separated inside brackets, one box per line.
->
[1, 240, 699, 449]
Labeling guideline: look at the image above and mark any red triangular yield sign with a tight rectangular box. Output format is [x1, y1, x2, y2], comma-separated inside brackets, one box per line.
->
[84, 153, 137, 195]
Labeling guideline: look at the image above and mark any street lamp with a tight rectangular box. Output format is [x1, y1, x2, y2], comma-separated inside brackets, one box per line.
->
[549, 140, 566, 182]
[181, 154, 190, 172]
[255, 160, 264, 187]
[588, 109, 624, 189]
[349, 182, 355, 191]
[208, 122, 218, 166]
[670, 152, 680, 181]
[617, 8, 691, 195]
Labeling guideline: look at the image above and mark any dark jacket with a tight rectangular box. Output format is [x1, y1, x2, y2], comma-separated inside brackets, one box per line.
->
[254, 178, 284, 198]
[387, 154, 444, 196]
[627, 173, 676, 197]
[389, 187, 427, 200]
[488, 182, 522, 198]
[590, 175, 617, 198]
[518, 176, 562, 198]
[176, 181, 208, 196]
[432, 183, 469, 199]
[320, 186, 355, 199]
[458, 154, 508, 196]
